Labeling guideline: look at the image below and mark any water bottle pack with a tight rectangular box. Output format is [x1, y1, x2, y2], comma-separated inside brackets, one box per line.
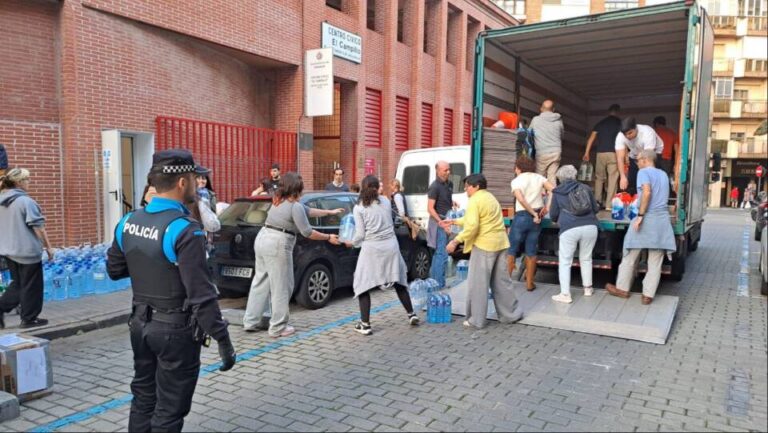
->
[628, 194, 640, 220]
[446, 209, 466, 235]
[42, 243, 131, 302]
[427, 292, 452, 324]
[456, 260, 469, 281]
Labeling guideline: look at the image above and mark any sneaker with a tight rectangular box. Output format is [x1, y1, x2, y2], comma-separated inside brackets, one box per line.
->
[462, 320, 472, 327]
[269, 325, 295, 338]
[408, 314, 420, 326]
[20, 318, 49, 329]
[354, 322, 372, 335]
[584, 287, 594, 297]
[552, 293, 573, 304]
[244, 317, 271, 332]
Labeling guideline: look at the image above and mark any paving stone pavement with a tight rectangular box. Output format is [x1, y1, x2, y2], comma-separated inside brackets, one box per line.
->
[2, 209, 766, 432]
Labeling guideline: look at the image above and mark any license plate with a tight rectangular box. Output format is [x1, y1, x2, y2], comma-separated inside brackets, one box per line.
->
[221, 266, 253, 279]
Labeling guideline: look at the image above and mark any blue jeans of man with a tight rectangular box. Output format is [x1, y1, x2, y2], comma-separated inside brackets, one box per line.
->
[430, 228, 448, 288]
[508, 212, 542, 257]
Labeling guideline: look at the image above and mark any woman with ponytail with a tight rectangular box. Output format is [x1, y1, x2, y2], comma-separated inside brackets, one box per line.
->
[343, 175, 419, 335]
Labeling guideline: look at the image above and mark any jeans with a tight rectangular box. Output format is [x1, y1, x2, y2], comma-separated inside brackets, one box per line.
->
[429, 228, 448, 288]
[557, 226, 598, 296]
[243, 229, 296, 335]
[508, 213, 542, 257]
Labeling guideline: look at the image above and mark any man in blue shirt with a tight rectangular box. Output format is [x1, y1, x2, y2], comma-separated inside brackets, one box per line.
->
[107, 149, 236, 432]
[605, 150, 676, 305]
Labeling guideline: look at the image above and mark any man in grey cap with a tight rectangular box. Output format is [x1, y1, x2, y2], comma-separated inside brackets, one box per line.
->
[107, 149, 236, 432]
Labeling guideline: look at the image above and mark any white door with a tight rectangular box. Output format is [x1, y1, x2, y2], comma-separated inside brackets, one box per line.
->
[102, 130, 123, 242]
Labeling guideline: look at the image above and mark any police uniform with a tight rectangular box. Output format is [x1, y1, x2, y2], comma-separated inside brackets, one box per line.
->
[107, 150, 235, 433]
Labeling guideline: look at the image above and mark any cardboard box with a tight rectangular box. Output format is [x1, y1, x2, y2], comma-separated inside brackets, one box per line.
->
[0, 334, 53, 402]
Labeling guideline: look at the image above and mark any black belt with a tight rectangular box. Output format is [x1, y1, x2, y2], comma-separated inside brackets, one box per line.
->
[133, 303, 190, 325]
[264, 224, 297, 236]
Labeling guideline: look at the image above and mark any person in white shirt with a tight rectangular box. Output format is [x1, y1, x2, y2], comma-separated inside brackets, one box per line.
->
[615, 117, 663, 195]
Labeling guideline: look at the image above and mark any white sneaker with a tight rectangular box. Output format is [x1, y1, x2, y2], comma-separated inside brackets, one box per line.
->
[552, 293, 573, 304]
[584, 287, 594, 297]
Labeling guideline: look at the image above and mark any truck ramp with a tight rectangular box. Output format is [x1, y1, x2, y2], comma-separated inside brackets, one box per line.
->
[447, 280, 678, 344]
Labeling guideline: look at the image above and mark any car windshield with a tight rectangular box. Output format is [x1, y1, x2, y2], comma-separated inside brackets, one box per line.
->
[219, 200, 272, 226]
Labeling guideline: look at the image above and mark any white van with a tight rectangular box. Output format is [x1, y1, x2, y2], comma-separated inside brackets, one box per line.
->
[395, 146, 471, 230]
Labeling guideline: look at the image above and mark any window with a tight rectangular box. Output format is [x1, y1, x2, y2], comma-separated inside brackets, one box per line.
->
[367, 0, 377, 31]
[730, 132, 746, 142]
[326, 0, 343, 11]
[397, 4, 405, 42]
[365, 88, 382, 148]
[714, 78, 734, 98]
[395, 96, 410, 151]
[219, 200, 272, 226]
[307, 196, 355, 227]
[448, 163, 467, 193]
[466, 17, 481, 71]
[446, 6, 461, 65]
[494, 0, 526, 15]
[444, 108, 454, 145]
[424, 0, 439, 55]
[734, 89, 749, 100]
[403, 166, 430, 194]
[744, 0, 767, 16]
[421, 103, 433, 148]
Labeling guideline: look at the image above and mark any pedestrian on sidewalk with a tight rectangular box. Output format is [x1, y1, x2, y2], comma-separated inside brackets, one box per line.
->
[195, 167, 217, 213]
[390, 178, 420, 240]
[189, 166, 220, 234]
[548, 165, 601, 304]
[605, 150, 676, 305]
[427, 161, 455, 289]
[508, 156, 555, 291]
[106, 150, 236, 433]
[324, 167, 350, 192]
[343, 175, 419, 335]
[583, 104, 621, 209]
[530, 99, 564, 185]
[242, 172, 341, 337]
[441, 173, 524, 329]
[0, 168, 53, 329]
[730, 186, 739, 208]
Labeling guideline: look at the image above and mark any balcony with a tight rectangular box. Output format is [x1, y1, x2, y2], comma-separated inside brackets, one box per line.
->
[713, 99, 732, 116]
[739, 138, 768, 158]
[713, 58, 734, 77]
[747, 16, 768, 35]
[742, 100, 768, 118]
[743, 59, 767, 78]
[711, 15, 737, 34]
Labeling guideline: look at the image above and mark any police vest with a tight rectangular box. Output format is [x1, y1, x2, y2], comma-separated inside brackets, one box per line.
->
[391, 191, 409, 219]
[121, 208, 190, 311]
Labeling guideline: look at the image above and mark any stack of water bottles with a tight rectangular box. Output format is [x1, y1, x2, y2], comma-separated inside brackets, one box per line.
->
[42, 243, 131, 302]
[446, 208, 466, 235]
[407, 278, 452, 324]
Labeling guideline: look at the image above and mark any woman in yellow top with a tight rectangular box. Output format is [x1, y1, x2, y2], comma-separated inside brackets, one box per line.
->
[441, 174, 524, 329]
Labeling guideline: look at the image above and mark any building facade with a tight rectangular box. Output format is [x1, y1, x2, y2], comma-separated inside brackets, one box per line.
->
[1, 0, 516, 246]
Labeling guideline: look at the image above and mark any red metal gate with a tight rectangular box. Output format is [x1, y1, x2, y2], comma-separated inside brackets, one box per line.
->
[155, 116, 297, 203]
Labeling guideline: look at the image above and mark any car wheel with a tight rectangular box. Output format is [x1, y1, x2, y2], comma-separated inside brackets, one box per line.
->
[409, 246, 431, 280]
[669, 236, 687, 282]
[762, 276, 768, 296]
[296, 263, 334, 309]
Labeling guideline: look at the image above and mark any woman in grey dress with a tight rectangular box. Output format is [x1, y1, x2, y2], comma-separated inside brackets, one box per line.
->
[343, 175, 419, 335]
[243, 173, 341, 337]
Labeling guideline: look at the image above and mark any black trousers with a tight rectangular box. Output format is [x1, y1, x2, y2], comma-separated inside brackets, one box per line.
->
[128, 308, 202, 433]
[0, 258, 43, 322]
[626, 157, 640, 195]
[358, 284, 414, 323]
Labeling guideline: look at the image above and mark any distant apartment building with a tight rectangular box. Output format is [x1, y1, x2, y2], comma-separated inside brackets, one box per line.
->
[494, 0, 767, 207]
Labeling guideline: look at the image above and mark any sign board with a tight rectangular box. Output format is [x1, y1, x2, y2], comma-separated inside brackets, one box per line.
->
[733, 159, 768, 177]
[364, 158, 376, 175]
[321, 22, 362, 64]
[304, 48, 334, 117]
[757, 165, 764, 178]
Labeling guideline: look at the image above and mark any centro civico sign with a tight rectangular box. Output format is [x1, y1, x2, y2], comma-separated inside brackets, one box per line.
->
[321, 22, 362, 64]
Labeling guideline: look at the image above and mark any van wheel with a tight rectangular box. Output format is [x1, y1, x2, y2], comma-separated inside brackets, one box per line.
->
[409, 247, 431, 280]
[296, 263, 334, 309]
[670, 237, 687, 282]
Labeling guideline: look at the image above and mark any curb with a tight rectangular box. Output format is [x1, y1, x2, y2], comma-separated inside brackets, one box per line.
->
[25, 311, 130, 341]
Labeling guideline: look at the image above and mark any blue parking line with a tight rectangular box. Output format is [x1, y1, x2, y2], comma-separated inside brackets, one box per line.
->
[30, 301, 399, 433]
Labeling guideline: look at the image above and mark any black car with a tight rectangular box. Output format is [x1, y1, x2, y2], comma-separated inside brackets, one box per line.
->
[209, 192, 432, 308]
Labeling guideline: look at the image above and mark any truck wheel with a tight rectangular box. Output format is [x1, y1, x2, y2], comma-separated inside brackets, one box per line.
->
[756, 226, 762, 242]
[762, 277, 767, 296]
[670, 237, 687, 282]
[295, 263, 334, 309]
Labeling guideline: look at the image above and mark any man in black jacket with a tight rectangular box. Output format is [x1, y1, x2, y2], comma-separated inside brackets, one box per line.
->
[107, 149, 236, 433]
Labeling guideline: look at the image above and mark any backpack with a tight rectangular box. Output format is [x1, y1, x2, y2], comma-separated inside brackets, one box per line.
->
[565, 183, 593, 216]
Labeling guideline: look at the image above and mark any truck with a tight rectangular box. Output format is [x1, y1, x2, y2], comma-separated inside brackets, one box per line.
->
[397, 1, 714, 281]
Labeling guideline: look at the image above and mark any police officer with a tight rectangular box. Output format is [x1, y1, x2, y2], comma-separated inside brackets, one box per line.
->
[107, 149, 236, 433]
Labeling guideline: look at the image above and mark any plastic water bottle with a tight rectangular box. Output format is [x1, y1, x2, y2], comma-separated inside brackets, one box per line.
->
[452, 209, 465, 235]
[446, 257, 456, 279]
[457, 260, 469, 281]
[427, 294, 438, 323]
[611, 195, 625, 220]
[409, 279, 423, 310]
[68, 266, 82, 299]
[93, 262, 108, 295]
[628, 195, 639, 220]
[43, 267, 54, 301]
[338, 214, 355, 243]
[444, 293, 452, 323]
[53, 269, 67, 301]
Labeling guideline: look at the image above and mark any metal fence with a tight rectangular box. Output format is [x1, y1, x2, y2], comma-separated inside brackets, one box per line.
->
[155, 116, 297, 203]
